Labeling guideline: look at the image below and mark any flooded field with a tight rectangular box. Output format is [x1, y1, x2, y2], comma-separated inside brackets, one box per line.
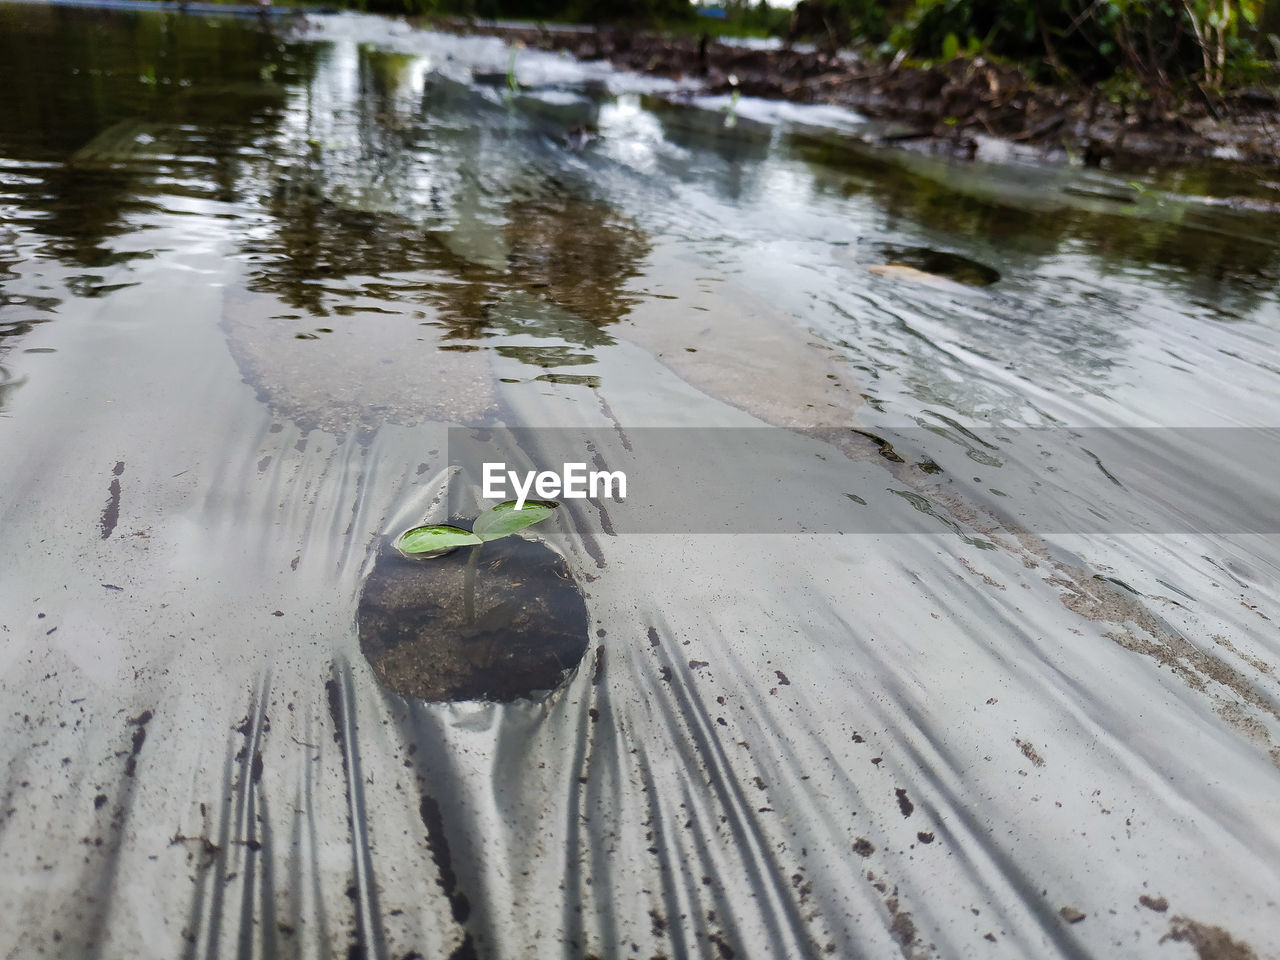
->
[0, 4, 1278, 958]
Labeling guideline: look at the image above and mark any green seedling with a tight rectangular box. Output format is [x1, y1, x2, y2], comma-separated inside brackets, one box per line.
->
[395, 500, 557, 624]
[724, 78, 740, 129]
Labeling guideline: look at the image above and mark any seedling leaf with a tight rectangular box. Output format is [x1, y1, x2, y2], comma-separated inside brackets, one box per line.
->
[396, 524, 483, 557]
[473, 500, 557, 541]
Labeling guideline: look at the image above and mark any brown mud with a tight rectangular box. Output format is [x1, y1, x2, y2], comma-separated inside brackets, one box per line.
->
[430, 19, 1280, 172]
[357, 533, 589, 702]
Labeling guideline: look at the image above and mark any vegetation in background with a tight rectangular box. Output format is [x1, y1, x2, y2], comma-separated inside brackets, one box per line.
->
[380, 0, 1279, 96]
[767, 0, 1278, 93]
[364, 0, 695, 24]
[869, 0, 1278, 91]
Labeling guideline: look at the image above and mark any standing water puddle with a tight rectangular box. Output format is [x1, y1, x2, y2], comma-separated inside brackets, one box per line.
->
[1, 4, 1279, 959]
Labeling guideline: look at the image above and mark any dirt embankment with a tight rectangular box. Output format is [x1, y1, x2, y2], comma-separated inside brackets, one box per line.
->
[431, 19, 1280, 170]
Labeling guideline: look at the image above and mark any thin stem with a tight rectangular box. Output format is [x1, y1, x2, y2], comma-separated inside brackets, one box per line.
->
[1182, 0, 1214, 83]
[464, 542, 481, 626]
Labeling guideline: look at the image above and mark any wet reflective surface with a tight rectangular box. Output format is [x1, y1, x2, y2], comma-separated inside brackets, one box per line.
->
[1, 5, 1279, 959]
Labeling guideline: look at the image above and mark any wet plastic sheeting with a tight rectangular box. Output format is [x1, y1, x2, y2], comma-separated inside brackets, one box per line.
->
[0, 7, 1279, 960]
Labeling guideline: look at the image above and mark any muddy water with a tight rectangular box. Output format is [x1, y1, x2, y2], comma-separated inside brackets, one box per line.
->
[1, 5, 1278, 959]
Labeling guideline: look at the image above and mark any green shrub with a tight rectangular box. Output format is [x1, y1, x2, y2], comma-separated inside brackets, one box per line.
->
[883, 0, 1270, 90]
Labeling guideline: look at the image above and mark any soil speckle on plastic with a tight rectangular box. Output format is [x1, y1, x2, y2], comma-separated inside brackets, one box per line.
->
[324, 677, 343, 745]
[447, 932, 478, 960]
[99, 461, 124, 539]
[649, 909, 667, 937]
[1161, 917, 1259, 960]
[123, 709, 151, 778]
[418, 793, 471, 926]
[886, 897, 920, 952]
[1015, 738, 1046, 767]
[707, 932, 736, 959]
[895, 788, 914, 817]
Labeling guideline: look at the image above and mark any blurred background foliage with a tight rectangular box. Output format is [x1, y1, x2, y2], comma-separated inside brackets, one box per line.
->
[868, 0, 1277, 88]
[368, 0, 695, 24]
[376, 0, 1280, 92]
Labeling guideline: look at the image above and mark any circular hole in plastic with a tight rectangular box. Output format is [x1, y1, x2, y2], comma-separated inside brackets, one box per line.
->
[358, 533, 589, 702]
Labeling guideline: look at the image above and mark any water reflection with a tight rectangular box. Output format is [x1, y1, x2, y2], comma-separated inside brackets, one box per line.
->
[0, 2, 1276, 434]
[0, 4, 313, 264]
[793, 131, 1280, 317]
[247, 184, 646, 342]
[640, 93, 772, 202]
[243, 49, 649, 353]
[502, 193, 648, 328]
[0, 8, 656, 428]
[222, 41, 650, 430]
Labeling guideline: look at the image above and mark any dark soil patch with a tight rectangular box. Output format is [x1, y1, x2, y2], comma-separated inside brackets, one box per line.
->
[895, 787, 914, 817]
[358, 534, 589, 702]
[1162, 917, 1259, 960]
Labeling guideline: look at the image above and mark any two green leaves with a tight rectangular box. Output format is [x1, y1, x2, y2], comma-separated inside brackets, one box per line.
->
[395, 500, 557, 558]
